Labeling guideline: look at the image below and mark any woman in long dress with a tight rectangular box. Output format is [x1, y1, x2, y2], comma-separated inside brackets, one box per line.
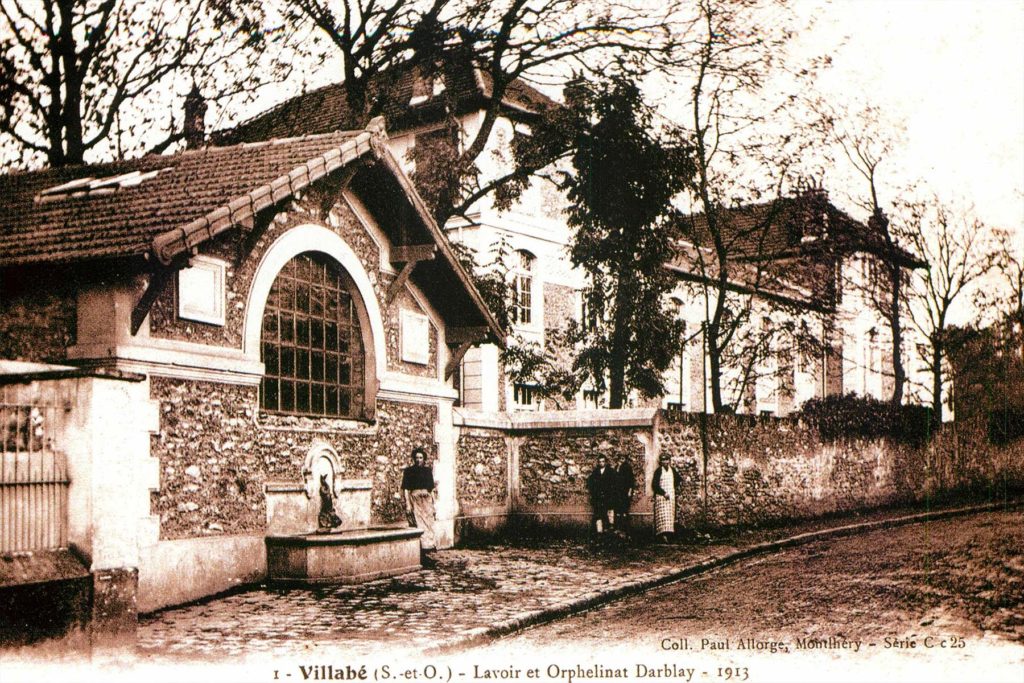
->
[651, 454, 678, 543]
[402, 447, 437, 551]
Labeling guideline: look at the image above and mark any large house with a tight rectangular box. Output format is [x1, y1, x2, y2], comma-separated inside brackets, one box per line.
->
[664, 192, 928, 415]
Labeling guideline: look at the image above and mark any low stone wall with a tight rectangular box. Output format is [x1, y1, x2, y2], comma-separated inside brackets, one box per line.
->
[453, 409, 1024, 537]
[138, 535, 266, 613]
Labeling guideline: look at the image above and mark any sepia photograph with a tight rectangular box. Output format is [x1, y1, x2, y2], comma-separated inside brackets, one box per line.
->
[0, 1, 1022, 681]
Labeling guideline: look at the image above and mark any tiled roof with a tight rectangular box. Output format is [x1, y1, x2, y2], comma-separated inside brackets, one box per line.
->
[0, 122, 505, 343]
[213, 53, 556, 146]
[676, 193, 925, 268]
[0, 131, 368, 267]
[666, 242, 832, 313]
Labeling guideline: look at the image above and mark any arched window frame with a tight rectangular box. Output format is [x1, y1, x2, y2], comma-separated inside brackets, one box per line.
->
[244, 225, 385, 424]
[259, 251, 367, 419]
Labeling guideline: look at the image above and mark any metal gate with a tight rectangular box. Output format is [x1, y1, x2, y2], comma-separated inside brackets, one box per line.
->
[0, 399, 68, 552]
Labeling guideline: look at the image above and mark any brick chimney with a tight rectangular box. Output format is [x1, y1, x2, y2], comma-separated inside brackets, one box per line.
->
[183, 85, 207, 149]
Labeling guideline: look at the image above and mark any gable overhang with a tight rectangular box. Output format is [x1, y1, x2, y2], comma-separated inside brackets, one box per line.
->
[149, 120, 504, 347]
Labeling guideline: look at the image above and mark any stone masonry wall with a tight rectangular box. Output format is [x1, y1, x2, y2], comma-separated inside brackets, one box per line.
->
[518, 427, 647, 508]
[656, 411, 1023, 528]
[150, 376, 437, 540]
[501, 411, 1024, 532]
[0, 273, 76, 362]
[455, 428, 508, 510]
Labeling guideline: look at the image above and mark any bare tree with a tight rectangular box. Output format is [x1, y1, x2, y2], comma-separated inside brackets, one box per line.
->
[0, 0, 290, 168]
[675, 0, 826, 413]
[989, 227, 1024, 332]
[246, 0, 683, 225]
[896, 196, 996, 426]
[815, 100, 915, 406]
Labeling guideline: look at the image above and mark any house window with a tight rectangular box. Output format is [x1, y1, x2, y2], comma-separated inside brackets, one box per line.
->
[260, 252, 364, 418]
[511, 250, 535, 325]
[513, 382, 540, 408]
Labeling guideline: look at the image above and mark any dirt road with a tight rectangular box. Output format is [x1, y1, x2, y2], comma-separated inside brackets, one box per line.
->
[470, 510, 1024, 682]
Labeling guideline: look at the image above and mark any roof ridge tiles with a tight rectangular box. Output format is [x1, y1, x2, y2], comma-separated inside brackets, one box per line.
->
[150, 129, 376, 264]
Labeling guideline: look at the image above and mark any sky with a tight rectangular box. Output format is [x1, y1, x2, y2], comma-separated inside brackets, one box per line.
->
[799, 0, 1023, 235]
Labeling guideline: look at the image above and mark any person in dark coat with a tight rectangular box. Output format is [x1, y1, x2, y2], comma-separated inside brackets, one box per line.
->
[613, 454, 635, 534]
[402, 447, 437, 552]
[586, 454, 617, 535]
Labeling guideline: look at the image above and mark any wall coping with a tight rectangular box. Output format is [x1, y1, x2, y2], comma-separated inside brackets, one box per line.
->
[454, 408, 658, 431]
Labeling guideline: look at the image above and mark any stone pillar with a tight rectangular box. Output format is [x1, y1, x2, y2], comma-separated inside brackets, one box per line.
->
[433, 398, 457, 548]
[91, 568, 139, 649]
[86, 376, 161, 647]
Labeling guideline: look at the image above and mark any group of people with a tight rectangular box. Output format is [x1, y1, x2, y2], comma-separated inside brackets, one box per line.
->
[588, 453, 680, 543]
[400, 447, 683, 554]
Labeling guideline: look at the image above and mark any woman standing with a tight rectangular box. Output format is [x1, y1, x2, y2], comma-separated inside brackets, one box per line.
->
[402, 446, 437, 551]
[651, 454, 679, 543]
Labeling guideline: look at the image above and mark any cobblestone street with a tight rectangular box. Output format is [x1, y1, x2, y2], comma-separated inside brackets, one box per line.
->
[135, 501, 1019, 662]
[138, 538, 737, 660]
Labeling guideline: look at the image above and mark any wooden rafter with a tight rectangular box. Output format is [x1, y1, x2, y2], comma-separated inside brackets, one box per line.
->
[446, 326, 490, 345]
[131, 265, 177, 335]
[387, 244, 437, 303]
[444, 341, 473, 380]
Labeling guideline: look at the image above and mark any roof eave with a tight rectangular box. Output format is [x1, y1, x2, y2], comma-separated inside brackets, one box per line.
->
[663, 262, 833, 315]
[367, 137, 506, 347]
[148, 120, 505, 347]
[150, 130, 377, 265]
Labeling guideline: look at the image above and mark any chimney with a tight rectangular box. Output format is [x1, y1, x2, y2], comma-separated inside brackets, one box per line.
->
[184, 84, 207, 149]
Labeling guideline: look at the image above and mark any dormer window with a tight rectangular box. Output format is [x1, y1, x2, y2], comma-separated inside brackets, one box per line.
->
[409, 69, 445, 106]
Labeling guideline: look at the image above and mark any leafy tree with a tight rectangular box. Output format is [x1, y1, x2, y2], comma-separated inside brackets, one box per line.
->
[0, 0, 291, 169]
[561, 73, 693, 408]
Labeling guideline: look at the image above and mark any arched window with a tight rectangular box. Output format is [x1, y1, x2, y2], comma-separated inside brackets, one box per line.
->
[261, 252, 365, 418]
[511, 250, 535, 325]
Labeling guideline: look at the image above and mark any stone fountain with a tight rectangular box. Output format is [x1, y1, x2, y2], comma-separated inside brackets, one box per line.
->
[264, 442, 422, 584]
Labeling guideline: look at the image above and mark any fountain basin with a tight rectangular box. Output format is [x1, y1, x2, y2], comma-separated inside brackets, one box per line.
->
[266, 526, 423, 585]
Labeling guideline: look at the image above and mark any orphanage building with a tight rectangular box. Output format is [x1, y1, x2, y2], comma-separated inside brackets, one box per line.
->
[218, 55, 928, 415]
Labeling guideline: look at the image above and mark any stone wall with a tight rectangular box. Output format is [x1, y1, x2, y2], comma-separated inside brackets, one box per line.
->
[453, 426, 509, 541]
[150, 376, 437, 540]
[0, 273, 76, 361]
[657, 413, 916, 526]
[662, 413, 1021, 529]
[455, 429, 509, 509]
[455, 410, 1024, 536]
[518, 427, 647, 508]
